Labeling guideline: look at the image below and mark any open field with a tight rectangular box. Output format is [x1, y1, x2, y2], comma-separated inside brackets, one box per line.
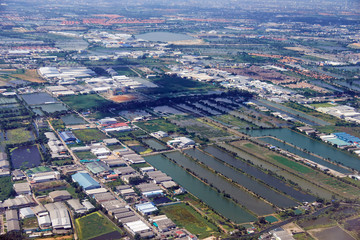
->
[135, 118, 179, 133]
[75, 211, 123, 240]
[4, 128, 34, 145]
[60, 94, 111, 111]
[74, 151, 97, 160]
[12, 69, 45, 83]
[160, 203, 219, 239]
[73, 128, 107, 143]
[109, 94, 136, 103]
[269, 155, 314, 174]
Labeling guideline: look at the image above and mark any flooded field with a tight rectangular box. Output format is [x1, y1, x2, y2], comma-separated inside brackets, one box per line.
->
[144, 154, 257, 223]
[32, 103, 68, 113]
[184, 148, 298, 208]
[21, 92, 58, 105]
[311, 226, 354, 240]
[203, 146, 316, 202]
[61, 114, 87, 125]
[10, 145, 42, 169]
[142, 138, 167, 151]
[165, 151, 274, 215]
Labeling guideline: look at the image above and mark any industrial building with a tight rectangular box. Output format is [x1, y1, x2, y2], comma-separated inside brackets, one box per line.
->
[72, 172, 101, 190]
[45, 202, 72, 230]
[167, 137, 195, 149]
[59, 131, 77, 143]
[85, 161, 111, 175]
[135, 202, 158, 215]
[67, 199, 87, 213]
[124, 220, 153, 238]
[13, 182, 31, 195]
[3, 195, 36, 209]
[49, 190, 72, 202]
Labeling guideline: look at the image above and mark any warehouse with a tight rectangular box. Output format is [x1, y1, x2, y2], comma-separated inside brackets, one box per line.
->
[67, 199, 87, 213]
[150, 215, 176, 233]
[45, 202, 71, 230]
[13, 182, 31, 195]
[3, 195, 36, 209]
[92, 192, 116, 203]
[125, 220, 153, 237]
[19, 207, 35, 219]
[72, 172, 101, 190]
[59, 131, 77, 142]
[49, 190, 72, 202]
[114, 166, 136, 175]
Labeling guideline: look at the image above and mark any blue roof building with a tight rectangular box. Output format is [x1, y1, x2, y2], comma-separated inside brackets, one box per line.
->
[72, 172, 100, 190]
[59, 131, 77, 142]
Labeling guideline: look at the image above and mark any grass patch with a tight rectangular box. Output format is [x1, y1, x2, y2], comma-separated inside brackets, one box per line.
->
[21, 216, 38, 229]
[293, 232, 315, 240]
[73, 128, 107, 143]
[135, 119, 179, 133]
[0, 176, 13, 201]
[269, 155, 314, 174]
[60, 94, 111, 111]
[75, 211, 123, 240]
[309, 103, 335, 108]
[131, 163, 151, 171]
[160, 203, 219, 239]
[4, 128, 33, 145]
[74, 151, 97, 160]
[105, 179, 124, 189]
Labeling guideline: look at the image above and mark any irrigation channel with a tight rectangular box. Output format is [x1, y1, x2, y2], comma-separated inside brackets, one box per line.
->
[244, 128, 360, 172]
[144, 154, 257, 223]
[202, 145, 316, 202]
[217, 143, 334, 200]
[165, 151, 274, 215]
[183, 149, 298, 208]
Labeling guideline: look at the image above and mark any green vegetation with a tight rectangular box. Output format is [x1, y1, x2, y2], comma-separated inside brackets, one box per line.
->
[309, 103, 335, 108]
[21, 217, 38, 229]
[4, 128, 33, 145]
[131, 162, 151, 171]
[160, 203, 219, 238]
[293, 232, 315, 240]
[265, 215, 279, 223]
[0, 176, 14, 201]
[105, 179, 124, 188]
[73, 128, 107, 143]
[60, 94, 111, 111]
[213, 114, 254, 129]
[50, 119, 65, 130]
[135, 119, 179, 133]
[284, 102, 338, 124]
[74, 151, 97, 160]
[269, 155, 314, 174]
[75, 211, 123, 240]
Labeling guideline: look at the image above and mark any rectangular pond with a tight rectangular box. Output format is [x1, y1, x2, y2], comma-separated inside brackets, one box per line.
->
[165, 151, 274, 215]
[21, 92, 58, 105]
[10, 145, 42, 169]
[184, 148, 297, 208]
[142, 138, 167, 151]
[144, 154, 257, 223]
[203, 145, 316, 203]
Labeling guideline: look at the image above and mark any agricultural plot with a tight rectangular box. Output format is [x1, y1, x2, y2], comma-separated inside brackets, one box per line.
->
[135, 119, 179, 133]
[75, 211, 123, 240]
[0, 176, 13, 201]
[60, 94, 111, 111]
[10, 145, 42, 169]
[73, 128, 107, 143]
[75, 151, 97, 160]
[3, 128, 34, 145]
[160, 203, 219, 239]
[171, 116, 230, 139]
[213, 114, 254, 129]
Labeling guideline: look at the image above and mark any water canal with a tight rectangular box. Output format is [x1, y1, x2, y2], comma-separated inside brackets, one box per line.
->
[203, 146, 316, 202]
[184, 149, 297, 208]
[244, 128, 360, 172]
[165, 151, 274, 215]
[144, 154, 257, 223]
